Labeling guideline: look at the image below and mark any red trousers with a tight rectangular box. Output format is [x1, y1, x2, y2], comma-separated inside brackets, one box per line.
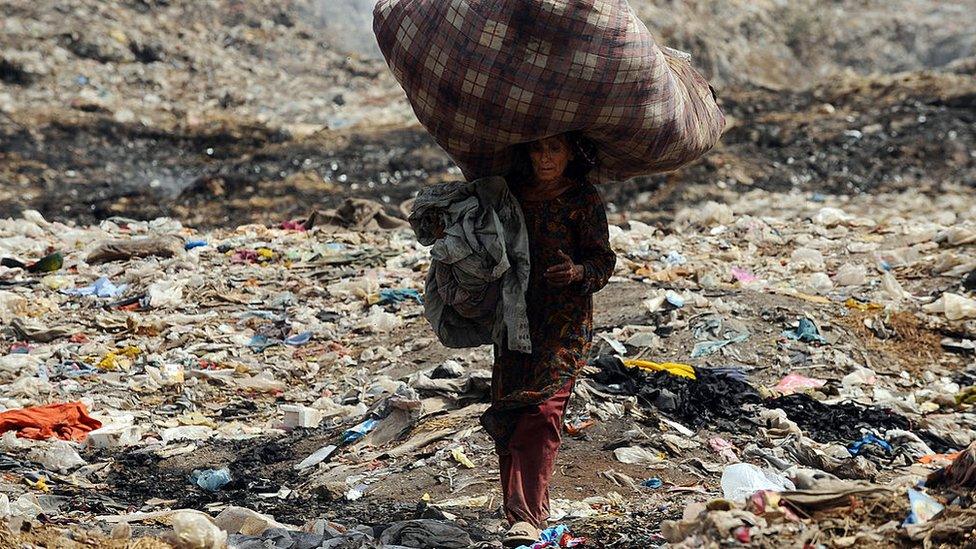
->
[499, 379, 574, 527]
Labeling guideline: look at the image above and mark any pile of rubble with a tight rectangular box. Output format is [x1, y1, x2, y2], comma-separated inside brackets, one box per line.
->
[0, 182, 974, 547]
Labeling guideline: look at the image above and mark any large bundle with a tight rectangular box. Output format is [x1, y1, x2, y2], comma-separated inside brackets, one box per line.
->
[373, 0, 725, 182]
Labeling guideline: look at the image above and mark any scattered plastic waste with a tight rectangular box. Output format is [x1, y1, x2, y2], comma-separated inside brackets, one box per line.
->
[451, 447, 476, 469]
[720, 463, 795, 502]
[903, 489, 944, 526]
[30, 440, 87, 472]
[665, 290, 685, 308]
[614, 446, 665, 465]
[833, 263, 867, 286]
[62, 276, 127, 298]
[923, 293, 976, 320]
[374, 288, 423, 305]
[691, 333, 749, 358]
[781, 318, 828, 344]
[284, 331, 312, 346]
[342, 418, 378, 444]
[516, 524, 586, 549]
[189, 467, 232, 492]
[641, 477, 663, 489]
[731, 267, 758, 283]
[3, 3, 974, 548]
[848, 434, 893, 456]
[294, 444, 338, 470]
[665, 251, 687, 266]
[563, 415, 596, 436]
[171, 511, 227, 549]
[773, 373, 827, 395]
[709, 437, 739, 463]
[248, 335, 273, 353]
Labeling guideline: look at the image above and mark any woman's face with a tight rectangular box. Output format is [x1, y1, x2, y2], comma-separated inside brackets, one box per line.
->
[528, 135, 573, 183]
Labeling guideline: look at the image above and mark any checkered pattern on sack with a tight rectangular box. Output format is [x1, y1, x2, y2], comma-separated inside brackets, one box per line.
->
[374, 0, 725, 182]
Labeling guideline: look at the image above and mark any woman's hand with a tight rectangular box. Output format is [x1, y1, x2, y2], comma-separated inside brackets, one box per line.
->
[544, 250, 584, 287]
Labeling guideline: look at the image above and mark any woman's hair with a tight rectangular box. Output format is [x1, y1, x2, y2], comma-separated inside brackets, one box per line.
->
[506, 131, 599, 184]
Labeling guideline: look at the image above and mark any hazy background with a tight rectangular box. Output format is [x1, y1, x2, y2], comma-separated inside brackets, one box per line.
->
[1, 0, 974, 226]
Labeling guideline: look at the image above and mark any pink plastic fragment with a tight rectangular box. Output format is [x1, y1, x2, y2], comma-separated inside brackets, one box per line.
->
[774, 373, 827, 395]
[731, 267, 758, 283]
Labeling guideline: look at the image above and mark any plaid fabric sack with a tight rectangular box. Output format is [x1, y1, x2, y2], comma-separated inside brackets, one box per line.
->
[373, 0, 725, 182]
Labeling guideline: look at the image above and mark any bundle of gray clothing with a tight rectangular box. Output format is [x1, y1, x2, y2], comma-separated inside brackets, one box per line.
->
[409, 177, 531, 353]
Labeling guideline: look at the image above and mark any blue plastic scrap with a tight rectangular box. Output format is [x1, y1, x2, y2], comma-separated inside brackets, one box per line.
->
[189, 467, 232, 492]
[184, 239, 208, 250]
[782, 318, 828, 344]
[342, 418, 379, 444]
[691, 333, 749, 358]
[38, 361, 98, 381]
[378, 288, 423, 305]
[515, 524, 585, 548]
[903, 488, 944, 526]
[848, 434, 893, 456]
[665, 290, 685, 308]
[664, 251, 687, 266]
[641, 477, 663, 489]
[284, 331, 313, 346]
[63, 276, 127, 298]
[248, 334, 273, 353]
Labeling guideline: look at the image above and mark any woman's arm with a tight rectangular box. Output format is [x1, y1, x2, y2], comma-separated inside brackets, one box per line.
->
[575, 191, 616, 295]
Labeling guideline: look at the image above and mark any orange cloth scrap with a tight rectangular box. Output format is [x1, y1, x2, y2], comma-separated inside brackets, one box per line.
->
[0, 402, 102, 441]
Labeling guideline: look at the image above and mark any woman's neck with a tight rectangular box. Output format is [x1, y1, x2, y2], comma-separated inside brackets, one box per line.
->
[523, 175, 573, 201]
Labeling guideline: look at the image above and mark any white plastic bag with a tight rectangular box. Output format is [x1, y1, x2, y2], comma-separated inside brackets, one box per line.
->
[31, 440, 87, 472]
[881, 272, 911, 301]
[923, 293, 976, 320]
[0, 290, 27, 323]
[213, 506, 284, 536]
[790, 248, 825, 272]
[363, 305, 402, 333]
[613, 446, 664, 465]
[148, 279, 187, 309]
[805, 272, 833, 294]
[833, 263, 867, 286]
[7, 494, 43, 519]
[720, 463, 795, 501]
[161, 425, 215, 443]
[171, 511, 227, 549]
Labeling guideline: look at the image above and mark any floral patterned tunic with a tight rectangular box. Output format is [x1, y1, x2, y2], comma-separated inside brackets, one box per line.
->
[481, 178, 616, 446]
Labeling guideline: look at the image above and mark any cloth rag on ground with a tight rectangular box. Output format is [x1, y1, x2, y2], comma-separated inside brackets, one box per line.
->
[378, 519, 473, 548]
[409, 177, 531, 353]
[928, 440, 976, 489]
[374, 0, 725, 182]
[777, 476, 892, 515]
[0, 402, 102, 441]
[590, 356, 759, 431]
[768, 393, 911, 445]
[228, 520, 473, 549]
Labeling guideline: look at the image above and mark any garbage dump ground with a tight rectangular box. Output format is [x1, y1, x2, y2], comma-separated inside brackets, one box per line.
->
[2, 185, 976, 547]
[2, 0, 976, 548]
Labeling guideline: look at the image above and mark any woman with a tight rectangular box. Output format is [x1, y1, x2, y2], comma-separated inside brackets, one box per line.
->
[483, 133, 616, 546]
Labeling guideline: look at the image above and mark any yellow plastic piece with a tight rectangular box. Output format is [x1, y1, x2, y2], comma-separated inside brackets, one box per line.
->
[845, 298, 883, 311]
[451, 447, 476, 469]
[623, 359, 696, 380]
